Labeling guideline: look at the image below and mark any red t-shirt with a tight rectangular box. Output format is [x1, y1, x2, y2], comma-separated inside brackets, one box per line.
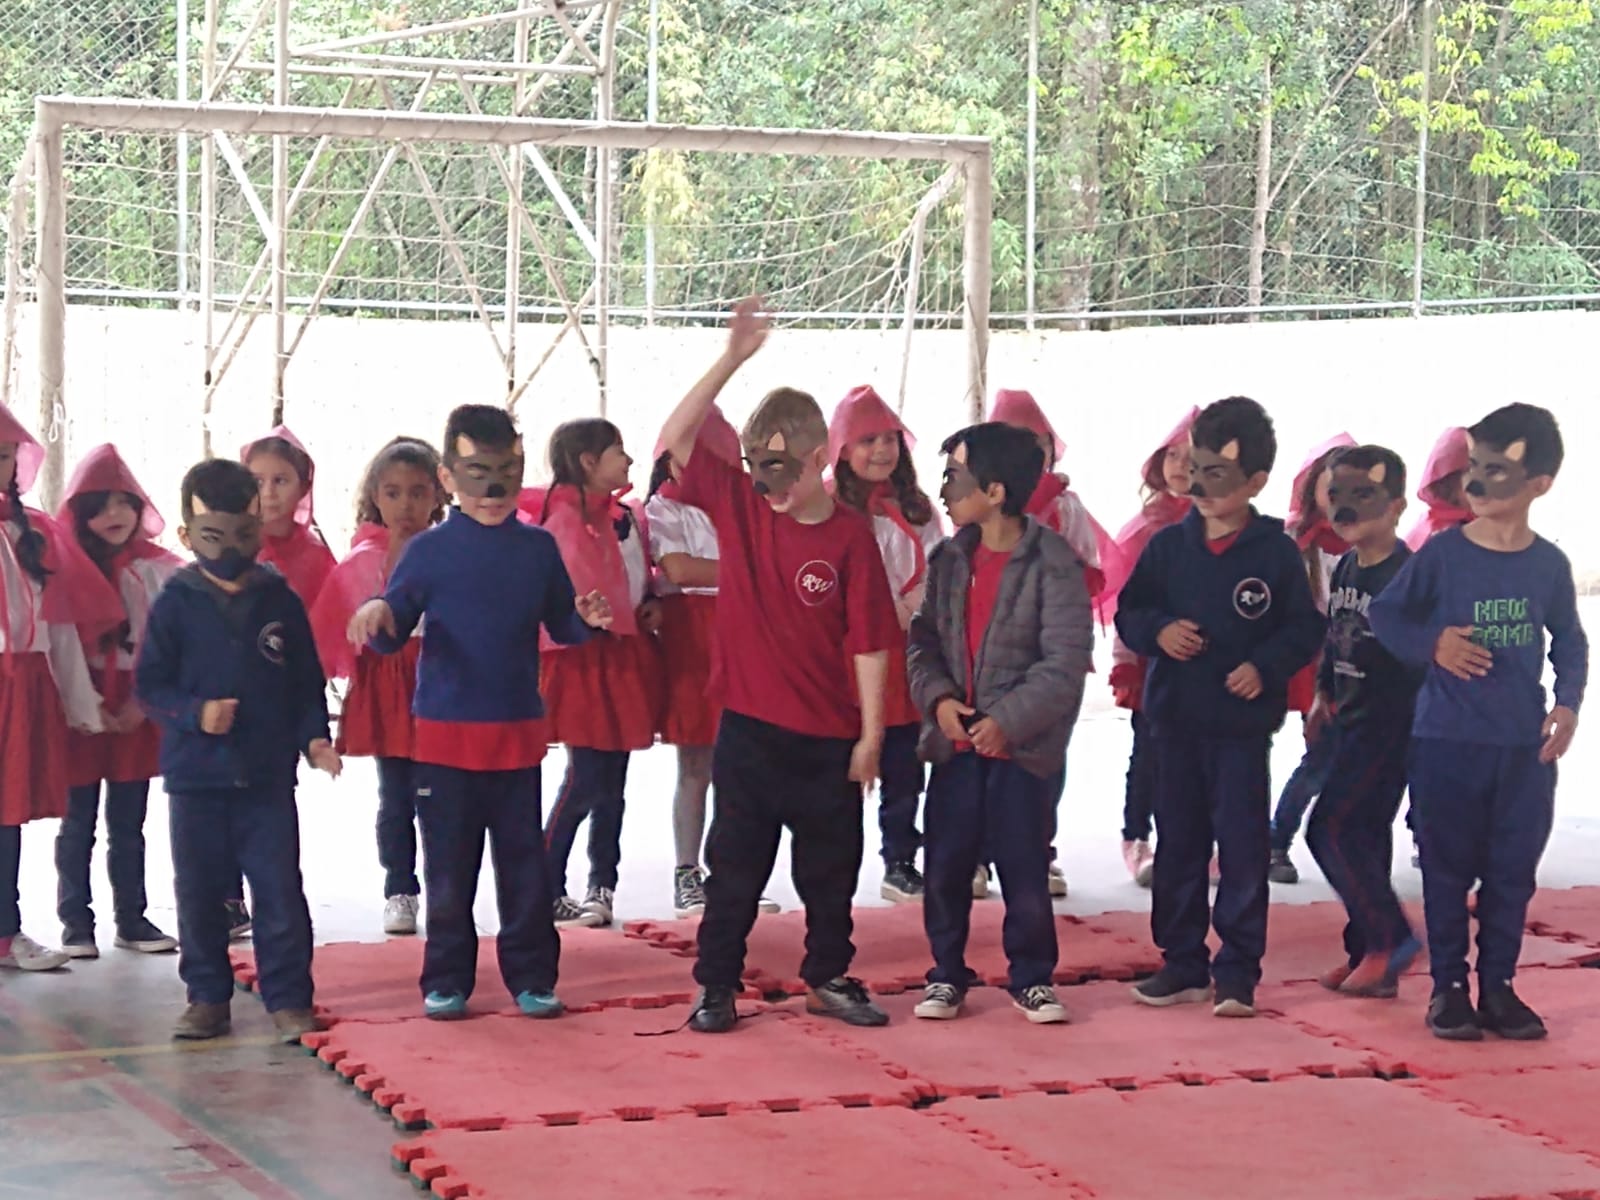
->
[953, 543, 1012, 757]
[680, 434, 901, 740]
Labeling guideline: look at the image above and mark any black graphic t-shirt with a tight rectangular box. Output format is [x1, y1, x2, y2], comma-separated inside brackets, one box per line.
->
[1319, 545, 1423, 727]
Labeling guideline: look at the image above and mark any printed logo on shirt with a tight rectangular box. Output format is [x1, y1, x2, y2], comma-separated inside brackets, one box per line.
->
[795, 559, 840, 607]
[257, 621, 286, 665]
[1232, 577, 1272, 621]
[1471, 596, 1536, 648]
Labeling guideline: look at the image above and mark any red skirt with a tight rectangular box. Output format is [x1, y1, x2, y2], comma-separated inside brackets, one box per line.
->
[0, 653, 70, 824]
[67, 724, 160, 788]
[338, 642, 421, 759]
[541, 633, 664, 752]
[657, 593, 720, 746]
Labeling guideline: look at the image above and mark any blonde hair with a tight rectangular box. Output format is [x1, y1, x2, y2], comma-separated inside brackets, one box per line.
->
[742, 387, 827, 456]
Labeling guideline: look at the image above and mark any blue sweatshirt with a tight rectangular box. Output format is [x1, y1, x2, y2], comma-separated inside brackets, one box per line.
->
[135, 564, 330, 793]
[1367, 526, 1588, 746]
[1115, 508, 1325, 739]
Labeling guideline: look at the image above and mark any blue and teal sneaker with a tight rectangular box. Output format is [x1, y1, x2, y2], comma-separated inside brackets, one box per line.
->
[423, 991, 468, 1020]
[516, 990, 564, 1019]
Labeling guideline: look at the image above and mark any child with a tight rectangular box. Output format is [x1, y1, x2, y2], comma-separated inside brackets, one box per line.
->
[907, 422, 1093, 1023]
[828, 384, 945, 903]
[55, 445, 183, 958]
[310, 437, 445, 936]
[135, 459, 340, 1042]
[985, 387, 1115, 898]
[348, 405, 611, 1021]
[1267, 433, 1357, 884]
[1100, 406, 1199, 886]
[1404, 426, 1471, 552]
[657, 298, 901, 1035]
[537, 420, 664, 928]
[230, 425, 337, 939]
[1302, 445, 1424, 998]
[1116, 396, 1324, 1018]
[1, 406, 121, 972]
[1370, 403, 1586, 1042]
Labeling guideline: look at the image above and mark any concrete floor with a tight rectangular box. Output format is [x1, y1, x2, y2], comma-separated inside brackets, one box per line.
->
[4, 621, 1598, 1198]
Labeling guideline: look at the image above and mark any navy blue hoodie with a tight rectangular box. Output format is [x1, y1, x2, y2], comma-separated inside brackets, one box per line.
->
[1115, 508, 1325, 739]
[135, 564, 330, 793]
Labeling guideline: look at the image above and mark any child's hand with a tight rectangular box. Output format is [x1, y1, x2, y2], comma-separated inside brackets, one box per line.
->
[1225, 663, 1263, 701]
[636, 597, 663, 635]
[99, 702, 128, 735]
[348, 599, 396, 646]
[725, 296, 771, 364]
[577, 590, 614, 630]
[1305, 695, 1334, 743]
[969, 716, 1008, 758]
[115, 699, 146, 733]
[1434, 625, 1492, 680]
[200, 698, 239, 735]
[848, 735, 882, 789]
[934, 696, 975, 743]
[308, 738, 343, 778]
[1540, 705, 1579, 764]
[1157, 619, 1205, 661]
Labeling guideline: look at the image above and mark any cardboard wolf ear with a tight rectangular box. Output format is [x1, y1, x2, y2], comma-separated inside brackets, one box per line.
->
[1367, 463, 1387, 485]
[1464, 432, 1476, 455]
[766, 432, 788, 454]
[1504, 438, 1526, 463]
[1219, 439, 1240, 462]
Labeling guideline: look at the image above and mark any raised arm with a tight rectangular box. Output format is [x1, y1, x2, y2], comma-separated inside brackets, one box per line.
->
[658, 297, 770, 468]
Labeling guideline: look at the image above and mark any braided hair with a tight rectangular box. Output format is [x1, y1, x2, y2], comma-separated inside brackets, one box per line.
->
[6, 473, 51, 589]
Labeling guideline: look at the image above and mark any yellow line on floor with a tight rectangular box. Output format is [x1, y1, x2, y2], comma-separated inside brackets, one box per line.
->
[0, 1034, 284, 1065]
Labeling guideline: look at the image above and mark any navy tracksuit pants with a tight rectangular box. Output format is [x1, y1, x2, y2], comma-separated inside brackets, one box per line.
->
[543, 748, 630, 900]
[1269, 725, 1337, 853]
[1150, 734, 1271, 991]
[1409, 738, 1555, 991]
[877, 722, 924, 865]
[415, 764, 560, 1000]
[1305, 721, 1413, 966]
[1122, 711, 1156, 843]
[924, 754, 1058, 991]
[376, 756, 421, 898]
[169, 786, 313, 1011]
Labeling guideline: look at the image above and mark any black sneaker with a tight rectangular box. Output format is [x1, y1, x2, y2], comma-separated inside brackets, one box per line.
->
[1426, 983, 1484, 1041]
[688, 985, 739, 1034]
[672, 866, 707, 917]
[115, 917, 178, 954]
[1477, 983, 1547, 1041]
[805, 976, 889, 1027]
[1131, 967, 1211, 1007]
[1268, 849, 1299, 885]
[1012, 984, 1069, 1024]
[225, 899, 252, 941]
[61, 927, 99, 960]
[880, 861, 925, 903]
[1213, 980, 1256, 1018]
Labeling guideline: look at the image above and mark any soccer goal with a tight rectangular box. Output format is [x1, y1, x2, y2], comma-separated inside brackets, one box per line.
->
[3, 96, 992, 508]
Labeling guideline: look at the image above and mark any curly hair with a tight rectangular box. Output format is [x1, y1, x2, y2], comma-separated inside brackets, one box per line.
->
[354, 437, 446, 528]
[833, 431, 934, 526]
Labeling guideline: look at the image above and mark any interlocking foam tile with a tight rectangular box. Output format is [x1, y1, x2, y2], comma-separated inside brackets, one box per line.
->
[1527, 887, 1600, 945]
[302, 1003, 924, 1129]
[392, 1107, 1071, 1200]
[1412, 1070, 1600, 1159]
[798, 980, 1376, 1096]
[1267, 967, 1600, 1079]
[938, 1078, 1600, 1200]
[229, 929, 751, 1022]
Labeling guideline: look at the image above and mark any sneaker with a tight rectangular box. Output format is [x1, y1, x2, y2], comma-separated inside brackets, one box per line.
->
[805, 976, 890, 1027]
[271, 1008, 321, 1044]
[1047, 863, 1069, 898]
[114, 918, 178, 954]
[673, 866, 707, 917]
[972, 865, 991, 900]
[1345, 937, 1423, 998]
[1213, 981, 1257, 1018]
[382, 894, 420, 936]
[880, 861, 925, 903]
[913, 982, 964, 1020]
[1131, 967, 1211, 1008]
[62, 927, 99, 959]
[423, 991, 468, 1021]
[1134, 842, 1155, 888]
[1318, 962, 1355, 992]
[1477, 983, 1547, 1041]
[582, 886, 615, 927]
[1268, 849, 1299, 885]
[0, 932, 70, 972]
[1013, 984, 1069, 1024]
[172, 1001, 231, 1040]
[225, 899, 252, 941]
[553, 895, 603, 928]
[515, 990, 564, 1019]
[757, 896, 782, 915]
[1426, 983, 1484, 1041]
[689, 984, 738, 1034]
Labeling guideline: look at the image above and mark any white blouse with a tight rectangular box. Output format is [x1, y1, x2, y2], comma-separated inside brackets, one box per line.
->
[89, 556, 179, 671]
[1055, 487, 1102, 570]
[0, 525, 104, 732]
[619, 507, 652, 609]
[645, 495, 719, 597]
[873, 510, 946, 629]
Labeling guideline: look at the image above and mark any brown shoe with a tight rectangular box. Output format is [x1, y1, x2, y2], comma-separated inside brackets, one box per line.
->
[173, 1002, 231, 1040]
[271, 1008, 321, 1044]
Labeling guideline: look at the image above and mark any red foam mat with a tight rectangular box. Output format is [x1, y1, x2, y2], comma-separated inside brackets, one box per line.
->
[804, 981, 1378, 1096]
[303, 1003, 924, 1129]
[1527, 887, 1600, 945]
[937, 1078, 1600, 1200]
[1412, 1070, 1600, 1158]
[1266, 966, 1600, 1079]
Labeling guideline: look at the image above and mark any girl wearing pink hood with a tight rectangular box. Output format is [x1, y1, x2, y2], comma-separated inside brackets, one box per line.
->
[1405, 427, 1471, 551]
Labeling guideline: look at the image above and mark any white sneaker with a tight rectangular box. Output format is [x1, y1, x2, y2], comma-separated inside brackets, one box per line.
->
[1048, 863, 1069, 898]
[553, 895, 603, 928]
[0, 932, 70, 972]
[972, 866, 990, 899]
[757, 896, 782, 914]
[913, 982, 964, 1020]
[382, 894, 420, 936]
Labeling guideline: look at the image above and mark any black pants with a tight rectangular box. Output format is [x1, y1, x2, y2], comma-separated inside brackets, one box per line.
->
[170, 785, 313, 1011]
[924, 754, 1057, 991]
[543, 748, 630, 899]
[415, 764, 559, 1000]
[55, 779, 153, 936]
[0, 824, 22, 939]
[1122, 711, 1156, 842]
[376, 757, 420, 898]
[695, 711, 862, 990]
[877, 722, 924, 865]
[983, 765, 1065, 866]
[1150, 734, 1271, 991]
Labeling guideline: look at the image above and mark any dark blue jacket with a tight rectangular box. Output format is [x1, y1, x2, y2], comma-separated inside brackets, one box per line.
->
[1115, 508, 1325, 739]
[135, 564, 330, 793]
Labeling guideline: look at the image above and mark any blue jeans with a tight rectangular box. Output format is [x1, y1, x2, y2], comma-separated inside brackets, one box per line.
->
[376, 757, 420, 897]
[55, 779, 153, 936]
[543, 748, 630, 899]
[877, 722, 924, 864]
[1269, 728, 1338, 853]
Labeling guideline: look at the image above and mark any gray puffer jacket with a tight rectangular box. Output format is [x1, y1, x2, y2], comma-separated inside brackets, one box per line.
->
[906, 518, 1093, 779]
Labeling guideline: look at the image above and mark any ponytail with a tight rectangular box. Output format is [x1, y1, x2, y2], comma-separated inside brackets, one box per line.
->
[6, 475, 50, 589]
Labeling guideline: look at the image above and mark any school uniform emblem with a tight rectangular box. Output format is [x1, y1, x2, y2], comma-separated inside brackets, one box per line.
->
[795, 560, 839, 607]
[257, 621, 286, 664]
[1232, 578, 1272, 620]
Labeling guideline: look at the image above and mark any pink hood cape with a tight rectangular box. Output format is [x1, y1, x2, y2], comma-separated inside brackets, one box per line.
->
[827, 385, 931, 596]
[241, 424, 334, 606]
[1287, 432, 1357, 554]
[988, 388, 1066, 462]
[1096, 406, 1200, 625]
[1405, 426, 1472, 551]
[0, 400, 47, 496]
[525, 483, 647, 643]
[309, 522, 392, 682]
[654, 404, 743, 466]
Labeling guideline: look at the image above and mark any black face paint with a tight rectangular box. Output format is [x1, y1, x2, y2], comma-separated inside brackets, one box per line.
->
[1188, 442, 1249, 500]
[939, 456, 981, 509]
[744, 432, 803, 497]
[1463, 438, 1530, 502]
[1325, 463, 1394, 526]
[452, 450, 524, 500]
[188, 509, 262, 581]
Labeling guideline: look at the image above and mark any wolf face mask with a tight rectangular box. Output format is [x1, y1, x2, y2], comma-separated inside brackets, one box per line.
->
[1325, 462, 1395, 526]
[187, 507, 262, 581]
[1463, 435, 1530, 502]
[1188, 440, 1249, 500]
[451, 445, 525, 501]
[745, 432, 804, 497]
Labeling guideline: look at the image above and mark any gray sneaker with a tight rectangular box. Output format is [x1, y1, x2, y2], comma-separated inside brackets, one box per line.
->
[582, 886, 615, 926]
[553, 895, 602, 928]
[173, 1002, 231, 1041]
[382, 894, 420, 936]
[805, 976, 889, 1027]
[673, 867, 707, 917]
